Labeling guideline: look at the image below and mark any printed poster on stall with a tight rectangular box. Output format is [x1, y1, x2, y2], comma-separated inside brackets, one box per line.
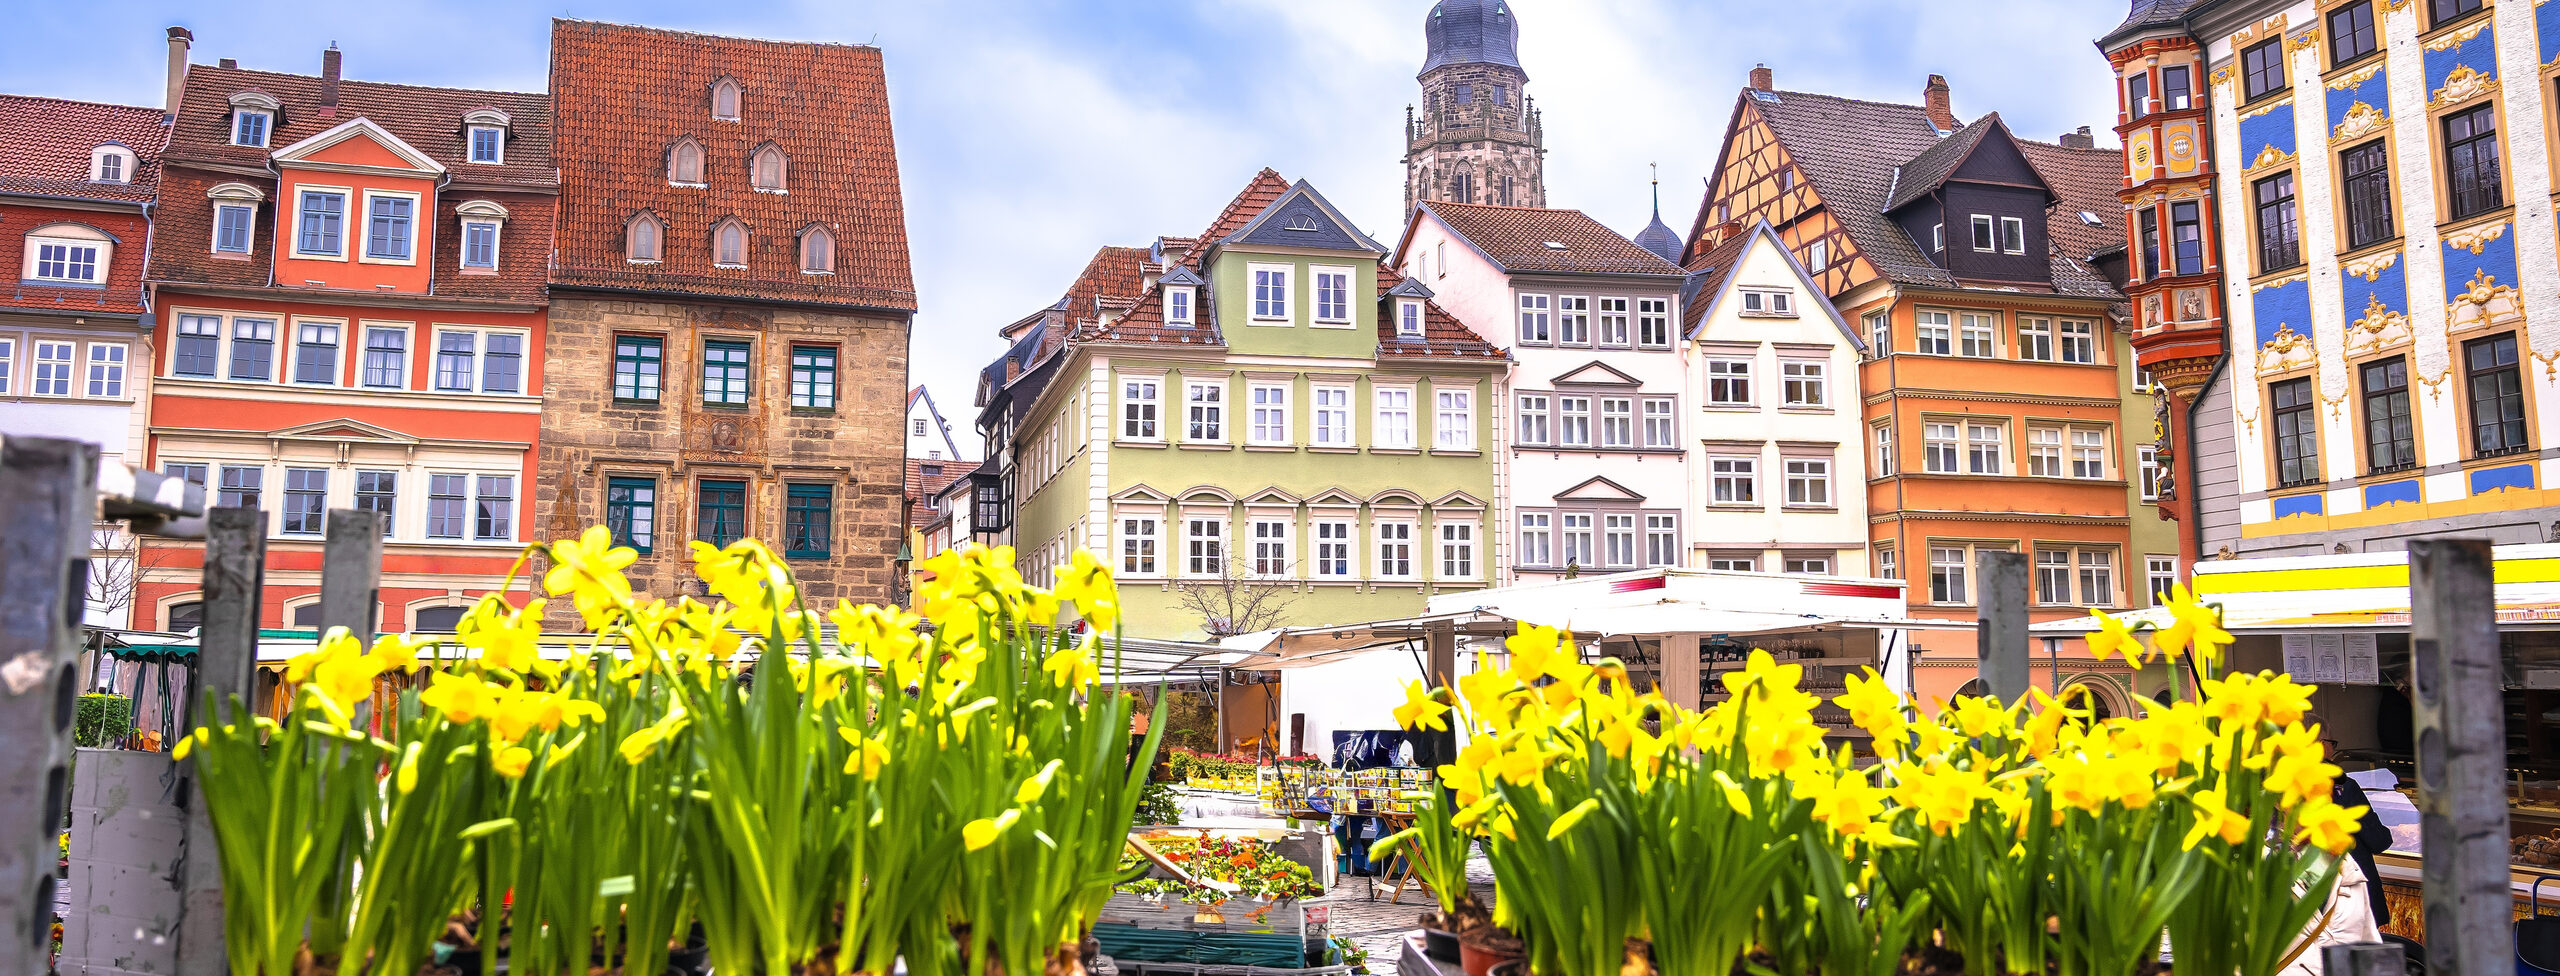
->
[2282, 633, 2381, 684]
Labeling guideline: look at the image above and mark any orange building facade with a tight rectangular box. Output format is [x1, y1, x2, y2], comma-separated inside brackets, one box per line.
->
[1688, 70, 2176, 711]
[135, 40, 556, 634]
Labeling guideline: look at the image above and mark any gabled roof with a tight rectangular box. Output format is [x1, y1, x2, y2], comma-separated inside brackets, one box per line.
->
[1405, 201, 1683, 277]
[984, 244, 1149, 391]
[1678, 226, 1757, 335]
[2019, 138, 2126, 264]
[1882, 112, 2008, 212]
[1681, 219, 1865, 350]
[270, 115, 447, 174]
[1374, 267, 1504, 361]
[0, 94, 166, 205]
[1549, 360, 1643, 387]
[1555, 475, 1645, 503]
[1220, 179, 1387, 254]
[547, 20, 915, 311]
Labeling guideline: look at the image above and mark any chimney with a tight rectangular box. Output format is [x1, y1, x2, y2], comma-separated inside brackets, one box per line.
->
[162, 27, 192, 118]
[218, 58, 236, 69]
[1923, 74, 1957, 131]
[2060, 125, 2095, 150]
[1749, 63, 1773, 92]
[319, 44, 341, 115]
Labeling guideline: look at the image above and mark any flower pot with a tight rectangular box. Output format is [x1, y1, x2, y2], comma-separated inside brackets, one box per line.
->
[1458, 928, 1524, 976]
[1487, 962, 1527, 976]
[1421, 926, 1462, 963]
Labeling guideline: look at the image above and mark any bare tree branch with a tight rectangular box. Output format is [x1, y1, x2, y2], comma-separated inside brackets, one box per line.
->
[1168, 536, 1304, 638]
[84, 521, 139, 625]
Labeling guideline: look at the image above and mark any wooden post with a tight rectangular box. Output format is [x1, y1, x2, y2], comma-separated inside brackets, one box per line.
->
[178, 506, 265, 976]
[1422, 620, 1458, 767]
[2409, 538, 2506, 976]
[0, 436, 98, 976]
[1975, 550, 2029, 701]
[319, 508, 381, 640]
[2322, 942, 2406, 976]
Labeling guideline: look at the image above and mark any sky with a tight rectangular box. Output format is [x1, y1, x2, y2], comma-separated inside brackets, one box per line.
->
[1, 0, 2129, 457]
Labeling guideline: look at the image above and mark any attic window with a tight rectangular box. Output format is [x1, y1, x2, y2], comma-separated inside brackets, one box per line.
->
[1541, 241, 1568, 250]
[667, 138, 704, 185]
[2079, 211, 2104, 226]
[90, 144, 133, 184]
[1749, 89, 1781, 104]
[626, 212, 663, 263]
[800, 225, 835, 274]
[711, 78, 742, 120]
[751, 145, 787, 192]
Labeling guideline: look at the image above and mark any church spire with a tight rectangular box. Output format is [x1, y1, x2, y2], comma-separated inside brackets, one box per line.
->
[1631, 162, 1685, 265]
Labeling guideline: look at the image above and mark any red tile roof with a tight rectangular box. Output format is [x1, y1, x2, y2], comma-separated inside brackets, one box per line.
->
[2019, 138, 2126, 264]
[1413, 201, 1684, 276]
[150, 63, 557, 304]
[547, 20, 917, 313]
[0, 202, 151, 316]
[905, 458, 978, 528]
[1375, 268, 1504, 360]
[0, 95, 166, 205]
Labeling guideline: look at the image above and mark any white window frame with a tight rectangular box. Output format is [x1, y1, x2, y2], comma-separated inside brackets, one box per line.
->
[427, 327, 531, 396]
[1958, 311, 1999, 358]
[1183, 516, 1227, 578]
[1167, 286, 1196, 327]
[358, 189, 422, 266]
[2145, 556, 2179, 607]
[1556, 396, 1592, 447]
[85, 342, 127, 398]
[1250, 518, 1294, 578]
[1438, 520, 1478, 580]
[1740, 288, 1796, 317]
[1929, 545, 1973, 605]
[2071, 427, 2111, 479]
[1785, 554, 1833, 574]
[1598, 397, 1634, 448]
[1310, 384, 1354, 447]
[232, 110, 271, 148]
[1709, 553, 1758, 572]
[466, 125, 506, 164]
[1876, 546, 1898, 581]
[1874, 423, 1895, 476]
[1374, 519, 1416, 579]
[1372, 386, 1416, 449]
[1780, 360, 1826, 407]
[1637, 297, 1672, 348]
[1313, 519, 1356, 578]
[1602, 514, 1638, 568]
[1120, 376, 1163, 442]
[1247, 383, 1291, 446]
[360, 323, 411, 390]
[460, 219, 503, 271]
[1966, 422, 2006, 475]
[1706, 358, 1753, 405]
[1396, 299, 1424, 337]
[1641, 397, 1677, 448]
[213, 203, 258, 255]
[2026, 425, 2064, 478]
[1923, 422, 1960, 473]
[1970, 214, 1996, 252]
[1560, 513, 1595, 569]
[1556, 295, 1591, 345]
[2059, 319, 2098, 364]
[1118, 514, 1162, 576]
[31, 341, 75, 397]
[1517, 512, 1553, 568]
[1249, 263, 1292, 322]
[1710, 456, 1757, 505]
[1808, 240, 1830, 272]
[1644, 514, 1678, 567]
[1517, 293, 1552, 344]
[1311, 265, 1354, 326]
[25, 236, 104, 285]
[1915, 309, 1952, 355]
[1434, 386, 1475, 451]
[2017, 317, 2054, 362]
[1596, 297, 1631, 348]
[2000, 216, 2027, 255]
[2139, 444, 2164, 501]
[1517, 393, 1552, 446]
[1183, 379, 1225, 444]
[292, 186, 353, 261]
[1782, 457, 1832, 507]
[1865, 310, 1891, 355]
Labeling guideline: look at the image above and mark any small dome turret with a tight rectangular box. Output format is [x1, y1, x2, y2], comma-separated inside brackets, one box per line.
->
[1422, 0, 1523, 76]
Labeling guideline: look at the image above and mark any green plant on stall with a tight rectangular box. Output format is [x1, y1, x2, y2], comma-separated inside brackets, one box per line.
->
[1370, 785, 1481, 928]
[73, 693, 133, 747]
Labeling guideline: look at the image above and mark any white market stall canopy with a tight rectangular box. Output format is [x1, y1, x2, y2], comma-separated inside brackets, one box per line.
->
[2031, 542, 2560, 637]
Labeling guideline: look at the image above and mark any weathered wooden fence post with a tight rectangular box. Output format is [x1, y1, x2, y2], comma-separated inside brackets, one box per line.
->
[319, 508, 382, 640]
[1974, 550, 2029, 701]
[175, 507, 266, 976]
[2409, 538, 2506, 976]
[0, 437, 98, 976]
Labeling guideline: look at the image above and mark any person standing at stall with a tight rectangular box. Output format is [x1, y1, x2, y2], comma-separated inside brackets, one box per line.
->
[2323, 734, 2394, 923]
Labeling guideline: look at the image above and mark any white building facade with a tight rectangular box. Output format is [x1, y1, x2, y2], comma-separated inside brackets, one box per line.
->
[906, 385, 969, 461]
[1679, 221, 1871, 574]
[1394, 201, 1691, 583]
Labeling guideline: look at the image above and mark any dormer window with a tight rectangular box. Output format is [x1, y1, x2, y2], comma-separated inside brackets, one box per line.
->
[1397, 300, 1424, 337]
[627, 212, 663, 263]
[713, 218, 748, 268]
[800, 225, 834, 274]
[22, 223, 111, 286]
[1970, 215, 1996, 252]
[750, 145, 787, 192]
[206, 182, 265, 255]
[2000, 217, 2025, 254]
[91, 144, 133, 184]
[461, 108, 511, 165]
[457, 200, 508, 272]
[667, 138, 704, 185]
[1167, 287, 1195, 326]
[227, 91, 279, 148]
[711, 78, 742, 120]
[1740, 288, 1796, 317]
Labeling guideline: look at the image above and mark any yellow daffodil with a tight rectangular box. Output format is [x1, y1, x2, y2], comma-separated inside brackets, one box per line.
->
[1544, 797, 1600, 840]
[2291, 797, 2370, 854]
[544, 525, 638, 629]
[1393, 680, 1453, 733]
[1505, 623, 1563, 682]
[2085, 609, 2143, 663]
[1042, 636, 1102, 690]
[417, 669, 498, 725]
[2152, 583, 2235, 667]
[963, 808, 1022, 851]
[2183, 788, 2252, 849]
[1016, 759, 1063, 803]
[491, 743, 533, 780]
[838, 727, 890, 779]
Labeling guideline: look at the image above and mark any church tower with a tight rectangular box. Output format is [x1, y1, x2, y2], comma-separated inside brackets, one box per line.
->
[1403, 0, 1544, 214]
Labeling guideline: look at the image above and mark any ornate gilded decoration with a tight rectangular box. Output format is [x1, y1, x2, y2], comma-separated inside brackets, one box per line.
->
[2424, 18, 2493, 52]
[2327, 63, 2385, 90]
[2333, 100, 2389, 141]
[2416, 369, 2452, 403]
[2321, 388, 2350, 419]
[2253, 272, 2309, 292]
[2233, 13, 2290, 48]
[2211, 64, 2236, 92]
[2341, 251, 2399, 282]
[2286, 27, 2322, 54]
[2249, 143, 2297, 171]
[2242, 97, 2295, 120]
[2258, 322, 2318, 376]
[2345, 293, 2412, 358]
[2447, 269, 2525, 334]
[2535, 348, 2560, 381]
[2239, 408, 2260, 436]
[2431, 64, 2498, 109]
[2445, 222, 2506, 254]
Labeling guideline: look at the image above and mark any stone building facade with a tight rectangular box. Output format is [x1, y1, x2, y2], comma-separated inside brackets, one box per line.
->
[539, 21, 917, 613]
[1402, 0, 1545, 214]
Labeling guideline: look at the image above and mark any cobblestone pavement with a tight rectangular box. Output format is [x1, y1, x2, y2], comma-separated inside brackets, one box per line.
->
[1321, 857, 1494, 972]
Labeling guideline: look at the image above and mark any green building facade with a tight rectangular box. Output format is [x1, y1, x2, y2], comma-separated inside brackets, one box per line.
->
[1006, 171, 1509, 640]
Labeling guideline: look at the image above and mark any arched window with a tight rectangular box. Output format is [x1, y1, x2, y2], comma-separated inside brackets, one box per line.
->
[667, 138, 704, 184]
[91, 144, 133, 184]
[22, 222, 114, 286]
[413, 605, 466, 632]
[751, 145, 787, 192]
[1450, 170, 1474, 203]
[626, 213, 663, 263]
[713, 218, 748, 267]
[289, 602, 323, 628]
[165, 600, 204, 634]
[711, 78, 741, 120]
[800, 225, 835, 274]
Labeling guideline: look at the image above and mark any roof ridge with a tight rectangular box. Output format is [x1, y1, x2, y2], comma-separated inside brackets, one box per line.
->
[189, 64, 548, 100]
[551, 17, 881, 51]
[1764, 88, 1932, 113]
[0, 92, 165, 116]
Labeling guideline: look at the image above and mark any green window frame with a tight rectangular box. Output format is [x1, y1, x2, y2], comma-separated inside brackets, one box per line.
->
[784, 483, 832, 559]
[696, 479, 747, 548]
[790, 345, 837, 410]
[606, 477, 657, 554]
[702, 340, 752, 406]
[614, 335, 662, 402]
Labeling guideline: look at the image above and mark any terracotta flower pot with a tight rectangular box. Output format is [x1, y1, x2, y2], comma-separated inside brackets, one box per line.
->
[1458, 928, 1525, 976]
